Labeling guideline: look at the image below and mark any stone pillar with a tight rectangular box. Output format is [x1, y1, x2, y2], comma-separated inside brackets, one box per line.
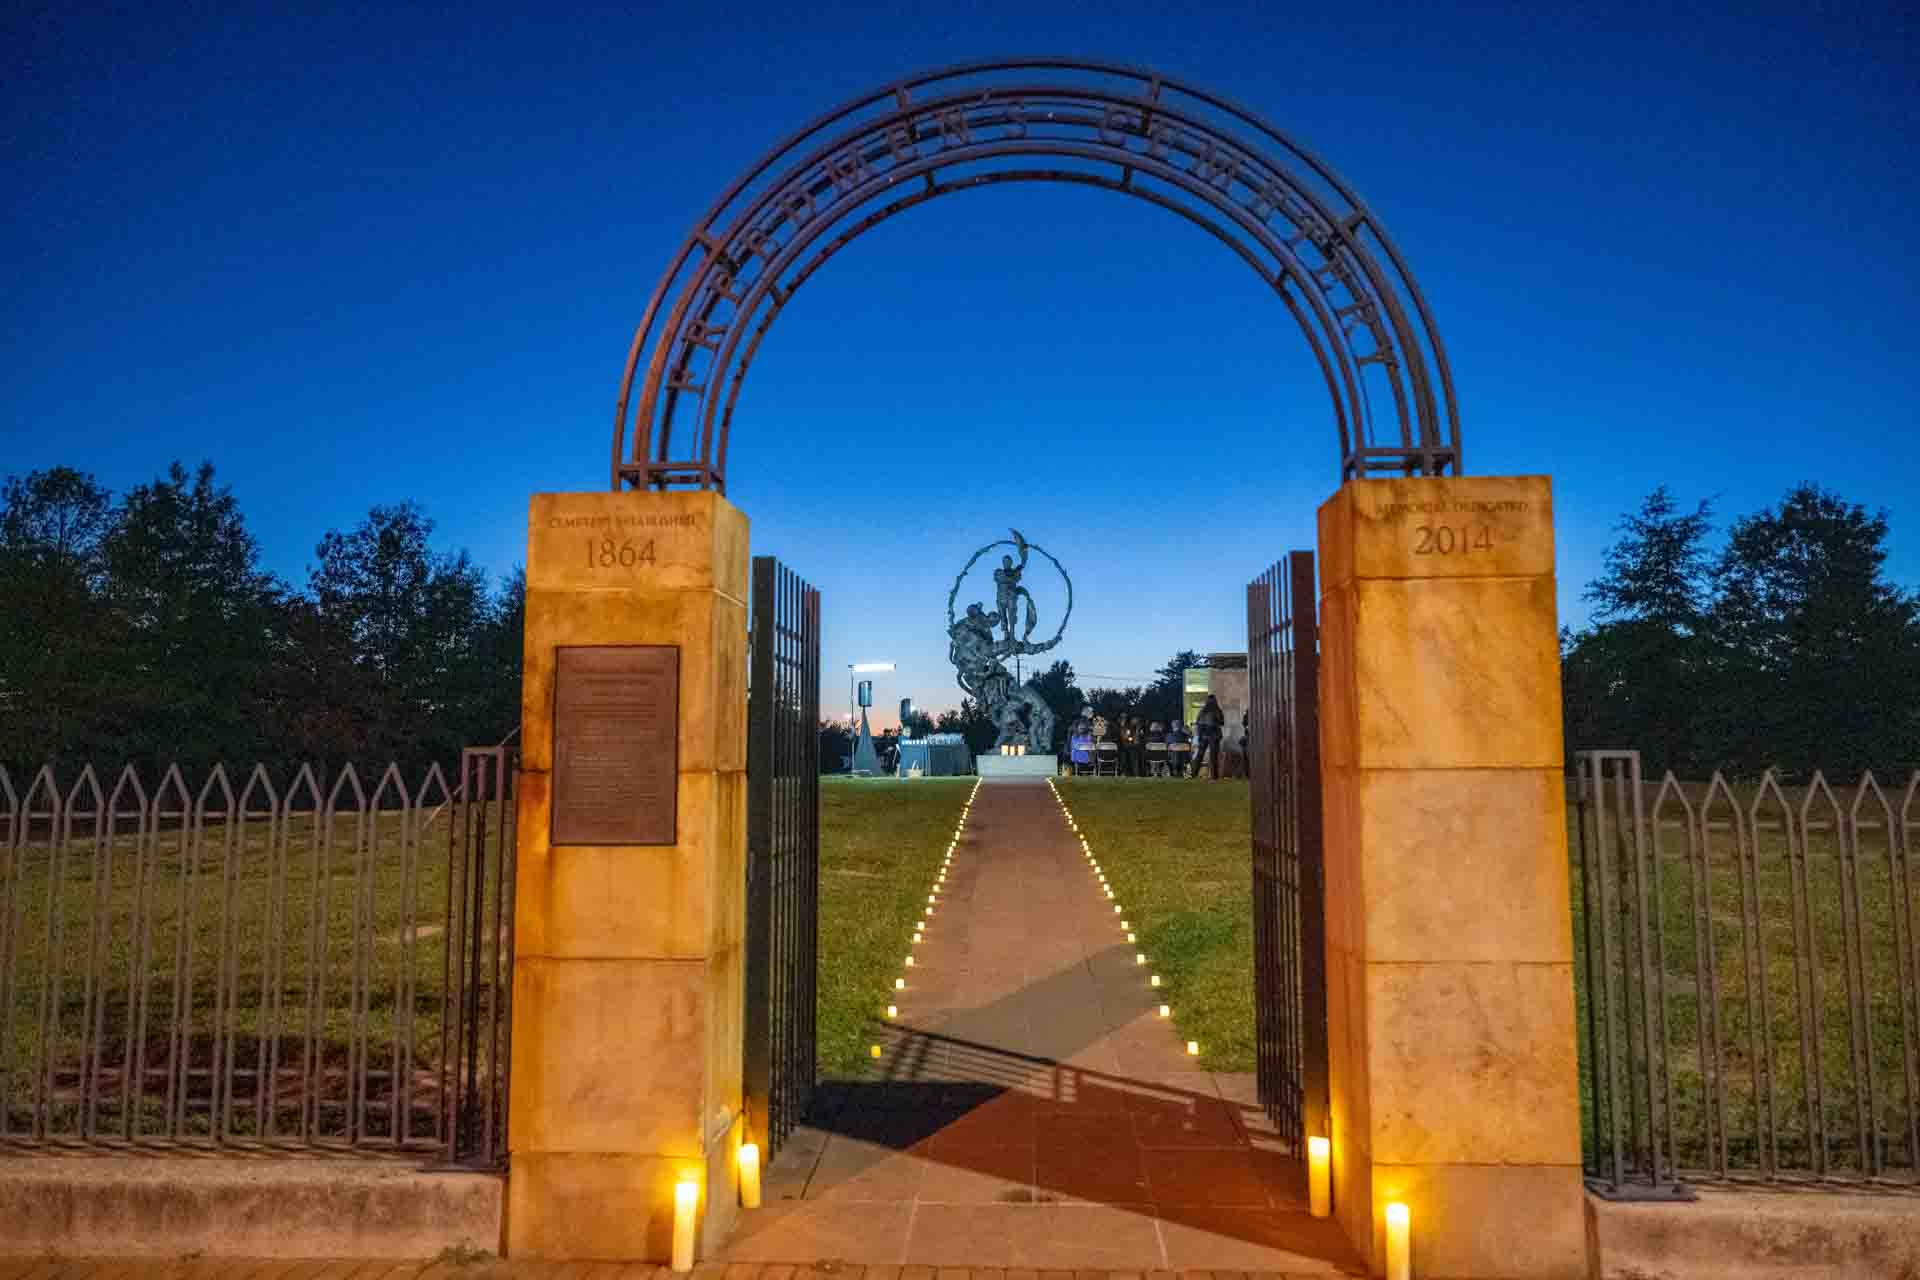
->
[1316, 476, 1585, 1279]
[508, 491, 749, 1261]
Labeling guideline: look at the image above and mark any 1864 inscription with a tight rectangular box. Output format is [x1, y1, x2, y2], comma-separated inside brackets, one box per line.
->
[552, 646, 678, 846]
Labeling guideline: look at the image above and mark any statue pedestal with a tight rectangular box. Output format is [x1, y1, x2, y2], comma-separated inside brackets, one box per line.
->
[975, 755, 1058, 780]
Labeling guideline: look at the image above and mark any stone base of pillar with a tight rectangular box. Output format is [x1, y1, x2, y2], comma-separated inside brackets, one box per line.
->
[1317, 475, 1587, 1279]
[506, 491, 749, 1261]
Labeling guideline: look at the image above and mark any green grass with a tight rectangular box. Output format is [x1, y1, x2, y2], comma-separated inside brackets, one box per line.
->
[1054, 777, 1258, 1072]
[1, 806, 457, 1140]
[814, 776, 973, 1077]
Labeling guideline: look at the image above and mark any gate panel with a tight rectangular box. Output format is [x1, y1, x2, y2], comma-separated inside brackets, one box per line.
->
[1246, 550, 1328, 1152]
[745, 557, 821, 1158]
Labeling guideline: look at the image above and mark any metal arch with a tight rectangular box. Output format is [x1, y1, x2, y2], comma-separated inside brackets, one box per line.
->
[614, 58, 1462, 491]
[712, 170, 1356, 482]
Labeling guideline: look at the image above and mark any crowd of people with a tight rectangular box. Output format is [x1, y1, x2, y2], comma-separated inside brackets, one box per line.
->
[1065, 693, 1248, 780]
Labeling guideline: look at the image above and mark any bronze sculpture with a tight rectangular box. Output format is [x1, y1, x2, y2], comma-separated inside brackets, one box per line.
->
[946, 529, 1072, 752]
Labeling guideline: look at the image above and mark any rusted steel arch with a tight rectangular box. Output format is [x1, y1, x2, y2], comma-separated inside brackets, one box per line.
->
[614, 58, 1461, 491]
[714, 169, 1352, 481]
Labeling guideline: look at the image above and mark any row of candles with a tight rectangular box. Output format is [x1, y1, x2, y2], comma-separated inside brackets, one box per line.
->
[679, 784, 984, 1272]
[1042, 780, 1413, 1279]
[874, 778, 982, 1052]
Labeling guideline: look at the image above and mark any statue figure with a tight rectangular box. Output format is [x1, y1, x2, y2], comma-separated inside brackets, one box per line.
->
[945, 530, 1073, 752]
[992, 530, 1038, 646]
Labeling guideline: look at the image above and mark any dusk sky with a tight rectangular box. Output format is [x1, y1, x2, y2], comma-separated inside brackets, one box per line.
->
[7, 2, 1915, 728]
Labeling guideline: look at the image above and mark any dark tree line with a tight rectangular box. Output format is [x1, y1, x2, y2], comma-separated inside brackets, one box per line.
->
[0, 464, 523, 775]
[1562, 483, 1920, 777]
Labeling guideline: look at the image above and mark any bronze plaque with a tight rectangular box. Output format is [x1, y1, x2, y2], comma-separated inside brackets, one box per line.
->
[552, 646, 679, 846]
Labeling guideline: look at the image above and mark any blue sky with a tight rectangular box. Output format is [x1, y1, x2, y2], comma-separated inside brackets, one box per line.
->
[6, 2, 1915, 726]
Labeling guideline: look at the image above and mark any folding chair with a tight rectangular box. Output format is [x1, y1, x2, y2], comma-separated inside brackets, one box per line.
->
[1145, 740, 1169, 777]
[1096, 741, 1120, 776]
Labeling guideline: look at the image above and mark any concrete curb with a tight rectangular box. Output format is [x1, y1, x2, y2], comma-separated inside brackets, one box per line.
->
[0, 1155, 503, 1259]
[1588, 1187, 1920, 1279]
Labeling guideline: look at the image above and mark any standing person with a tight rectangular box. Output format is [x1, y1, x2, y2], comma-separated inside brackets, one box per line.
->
[1118, 715, 1139, 776]
[1191, 694, 1226, 780]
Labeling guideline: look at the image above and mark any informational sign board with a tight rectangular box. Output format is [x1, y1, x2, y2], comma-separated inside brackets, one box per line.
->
[552, 645, 679, 845]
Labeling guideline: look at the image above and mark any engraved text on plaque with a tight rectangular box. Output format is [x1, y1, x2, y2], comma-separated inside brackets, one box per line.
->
[552, 646, 679, 845]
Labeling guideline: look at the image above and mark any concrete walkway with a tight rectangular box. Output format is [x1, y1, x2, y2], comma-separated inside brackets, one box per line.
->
[724, 779, 1359, 1273]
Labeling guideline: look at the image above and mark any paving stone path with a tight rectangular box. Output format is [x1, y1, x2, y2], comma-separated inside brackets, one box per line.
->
[725, 778, 1359, 1273]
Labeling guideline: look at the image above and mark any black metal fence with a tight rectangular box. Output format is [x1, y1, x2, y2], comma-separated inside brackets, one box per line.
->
[744, 556, 821, 1158]
[1574, 749, 1920, 1194]
[1246, 551, 1328, 1153]
[0, 748, 514, 1164]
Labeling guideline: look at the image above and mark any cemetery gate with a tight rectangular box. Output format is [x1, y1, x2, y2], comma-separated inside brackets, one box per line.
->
[743, 556, 822, 1158]
[1246, 550, 1329, 1152]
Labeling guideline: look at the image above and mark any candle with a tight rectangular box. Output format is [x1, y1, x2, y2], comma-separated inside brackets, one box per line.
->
[739, 1142, 762, 1210]
[671, 1178, 699, 1271]
[870, 1043, 883, 1058]
[1307, 1136, 1331, 1218]
[886, 1004, 897, 1018]
[1151, 975, 1162, 987]
[1135, 953, 1146, 965]
[1158, 1004, 1170, 1018]
[1186, 1040, 1200, 1056]
[1127, 933, 1137, 942]
[894, 977, 905, 989]
[1385, 1201, 1410, 1280]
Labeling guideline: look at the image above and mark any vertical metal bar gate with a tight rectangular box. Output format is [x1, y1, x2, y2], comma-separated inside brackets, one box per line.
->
[444, 746, 515, 1169]
[1246, 550, 1329, 1153]
[745, 557, 821, 1159]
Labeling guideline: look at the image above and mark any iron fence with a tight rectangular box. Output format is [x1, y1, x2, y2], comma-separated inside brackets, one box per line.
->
[1574, 749, 1920, 1195]
[0, 749, 514, 1164]
[1246, 551, 1327, 1153]
[745, 556, 822, 1159]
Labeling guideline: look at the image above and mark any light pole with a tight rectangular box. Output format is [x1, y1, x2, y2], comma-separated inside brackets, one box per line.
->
[848, 662, 894, 774]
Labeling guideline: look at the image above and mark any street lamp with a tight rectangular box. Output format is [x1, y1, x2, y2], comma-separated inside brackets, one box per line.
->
[849, 661, 894, 727]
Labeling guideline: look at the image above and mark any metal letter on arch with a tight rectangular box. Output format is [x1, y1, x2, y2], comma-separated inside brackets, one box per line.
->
[612, 57, 1463, 493]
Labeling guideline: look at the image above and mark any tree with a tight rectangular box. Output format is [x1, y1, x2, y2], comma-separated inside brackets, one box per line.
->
[1562, 488, 1716, 773]
[0, 467, 116, 765]
[901, 709, 936, 738]
[1140, 650, 1201, 725]
[1705, 484, 1920, 773]
[306, 502, 495, 765]
[100, 462, 285, 768]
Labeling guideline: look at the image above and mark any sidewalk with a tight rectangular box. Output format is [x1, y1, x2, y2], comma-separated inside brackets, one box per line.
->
[723, 779, 1359, 1273]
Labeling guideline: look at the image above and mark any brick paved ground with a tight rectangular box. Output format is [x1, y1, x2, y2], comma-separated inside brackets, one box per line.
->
[0, 1267, 1351, 1279]
[721, 780, 1360, 1273]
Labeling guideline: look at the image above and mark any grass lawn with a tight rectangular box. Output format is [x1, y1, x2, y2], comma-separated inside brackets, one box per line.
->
[815, 776, 973, 1077]
[1054, 777, 1257, 1072]
[2, 804, 456, 1141]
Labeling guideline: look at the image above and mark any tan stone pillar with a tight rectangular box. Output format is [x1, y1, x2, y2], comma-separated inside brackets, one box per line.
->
[507, 491, 749, 1261]
[1316, 476, 1585, 1279]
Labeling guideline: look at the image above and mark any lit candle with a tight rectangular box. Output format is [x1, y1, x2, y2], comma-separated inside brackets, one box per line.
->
[1113, 905, 1121, 914]
[1135, 953, 1146, 965]
[1158, 1004, 1170, 1018]
[671, 1178, 699, 1271]
[1127, 933, 1137, 943]
[1186, 1040, 1199, 1056]
[905, 956, 914, 967]
[1151, 975, 1161, 987]
[870, 1044, 882, 1059]
[1385, 1202, 1410, 1280]
[1120, 920, 1130, 929]
[886, 1004, 897, 1018]
[895, 977, 905, 989]
[739, 1142, 762, 1210]
[1307, 1136, 1331, 1218]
